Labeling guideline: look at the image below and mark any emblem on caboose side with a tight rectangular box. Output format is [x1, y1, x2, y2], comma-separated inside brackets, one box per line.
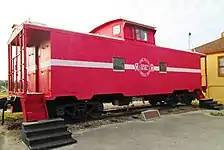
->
[134, 58, 154, 77]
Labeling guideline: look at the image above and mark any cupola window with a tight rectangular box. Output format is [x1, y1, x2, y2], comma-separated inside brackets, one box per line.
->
[135, 28, 148, 41]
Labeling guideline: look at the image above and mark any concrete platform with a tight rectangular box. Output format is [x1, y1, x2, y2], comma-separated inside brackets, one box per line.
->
[59, 111, 224, 150]
[1, 111, 224, 150]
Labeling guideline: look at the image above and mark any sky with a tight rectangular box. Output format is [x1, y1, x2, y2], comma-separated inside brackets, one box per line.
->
[0, 0, 224, 79]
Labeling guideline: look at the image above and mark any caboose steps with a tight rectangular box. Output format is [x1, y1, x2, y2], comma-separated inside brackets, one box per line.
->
[22, 117, 64, 130]
[21, 117, 76, 150]
[31, 138, 76, 150]
[199, 99, 224, 110]
[27, 131, 71, 143]
[23, 124, 68, 137]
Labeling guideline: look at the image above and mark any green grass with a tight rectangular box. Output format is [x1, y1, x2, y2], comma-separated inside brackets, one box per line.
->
[0, 92, 7, 98]
[1, 112, 23, 120]
[0, 112, 23, 130]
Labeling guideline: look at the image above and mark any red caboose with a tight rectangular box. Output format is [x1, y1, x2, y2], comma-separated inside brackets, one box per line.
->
[7, 19, 205, 122]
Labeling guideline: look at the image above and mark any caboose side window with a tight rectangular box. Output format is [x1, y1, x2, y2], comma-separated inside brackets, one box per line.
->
[113, 57, 125, 71]
[136, 28, 141, 40]
[159, 62, 167, 73]
[131, 26, 135, 38]
[141, 30, 148, 41]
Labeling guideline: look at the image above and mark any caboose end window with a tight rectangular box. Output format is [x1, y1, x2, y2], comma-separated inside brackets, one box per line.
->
[113, 57, 125, 71]
[159, 62, 167, 73]
[113, 25, 121, 35]
[218, 56, 224, 77]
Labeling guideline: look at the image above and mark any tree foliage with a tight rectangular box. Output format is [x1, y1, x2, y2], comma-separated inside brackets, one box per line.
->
[0, 80, 8, 91]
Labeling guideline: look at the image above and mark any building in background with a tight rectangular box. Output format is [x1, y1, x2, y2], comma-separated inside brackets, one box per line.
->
[195, 33, 224, 104]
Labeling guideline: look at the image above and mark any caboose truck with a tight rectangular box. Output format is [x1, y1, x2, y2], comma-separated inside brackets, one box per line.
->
[6, 18, 206, 123]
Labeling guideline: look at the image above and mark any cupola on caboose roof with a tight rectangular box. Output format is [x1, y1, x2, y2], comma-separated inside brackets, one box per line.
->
[90, 18, 157, 45]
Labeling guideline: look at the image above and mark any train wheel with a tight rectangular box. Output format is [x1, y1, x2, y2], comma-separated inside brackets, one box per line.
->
[87, 102, 104, 119]
[182, 92, 192, 105]
[65, 104, 86, 120]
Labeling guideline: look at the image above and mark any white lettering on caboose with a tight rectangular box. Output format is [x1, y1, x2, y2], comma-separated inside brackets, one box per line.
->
[134, 58, 154, 77]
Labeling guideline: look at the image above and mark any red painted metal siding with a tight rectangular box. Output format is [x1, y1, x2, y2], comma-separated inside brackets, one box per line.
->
[148, 30, 156, 44]
[49, 30, 202, 100]
[124, 25, 133, 40]
[21, 23, 202, 101]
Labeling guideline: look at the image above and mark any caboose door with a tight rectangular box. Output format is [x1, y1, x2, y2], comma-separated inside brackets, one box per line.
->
[28, 46, 40, 92]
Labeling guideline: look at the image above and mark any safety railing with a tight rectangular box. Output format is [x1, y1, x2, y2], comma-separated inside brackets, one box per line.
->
[8, 28, 27, 95]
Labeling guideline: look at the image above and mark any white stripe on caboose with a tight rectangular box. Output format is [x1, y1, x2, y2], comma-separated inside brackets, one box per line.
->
[50, 59, 140, 70]
[167, 67, 201, 73]
[51, 59, 113, 69]
[51, 59, 201, 73]
[124, 64, 136, 70]
[27, 59, 201, 74]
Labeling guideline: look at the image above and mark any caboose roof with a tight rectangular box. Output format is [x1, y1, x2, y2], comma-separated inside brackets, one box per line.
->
[7, 20, 125, 45]
[7, 19, 205, 56]
[89, 18, 156, 33]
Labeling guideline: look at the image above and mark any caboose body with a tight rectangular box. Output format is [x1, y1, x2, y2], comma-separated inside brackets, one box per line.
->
[7, 19, 205, 122]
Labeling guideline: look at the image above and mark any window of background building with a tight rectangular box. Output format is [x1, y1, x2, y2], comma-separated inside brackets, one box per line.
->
[113, 57, 125, 71]
[218, 56, 224, 77]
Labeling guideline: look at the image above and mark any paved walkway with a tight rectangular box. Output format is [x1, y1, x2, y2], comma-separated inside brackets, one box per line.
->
[1, 111, 224, 150]
[59, 111, 224, 150]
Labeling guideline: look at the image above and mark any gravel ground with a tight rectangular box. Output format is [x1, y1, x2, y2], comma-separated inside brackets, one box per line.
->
[67, 105, 199, 132]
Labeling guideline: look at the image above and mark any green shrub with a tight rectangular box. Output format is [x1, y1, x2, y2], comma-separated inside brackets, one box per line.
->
[210, 111, 224, 116]
[191, 100, 199, 106]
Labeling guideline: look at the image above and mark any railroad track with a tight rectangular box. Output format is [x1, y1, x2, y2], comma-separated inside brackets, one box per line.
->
[65, 103, 199, 125]
[102, 104, 198, 119]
